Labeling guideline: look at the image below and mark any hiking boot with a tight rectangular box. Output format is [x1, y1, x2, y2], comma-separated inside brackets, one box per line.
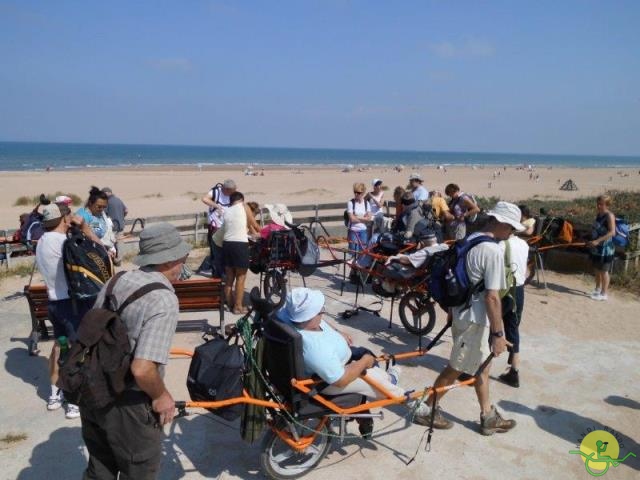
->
[498, 368, 520, 388]
[412, 405, 454, 430]
[357, 418, 374, 439]
[65, 403, 80, 419]
[47, 390, 63, 411]
[480, 406, 516, 435]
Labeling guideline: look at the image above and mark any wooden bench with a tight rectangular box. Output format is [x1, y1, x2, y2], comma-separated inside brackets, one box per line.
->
[23, 277, 225, 356]
[172, 278, 225, 333]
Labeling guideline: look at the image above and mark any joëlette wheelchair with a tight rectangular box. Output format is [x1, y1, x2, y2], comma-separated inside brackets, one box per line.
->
[172, 290, 488, 480]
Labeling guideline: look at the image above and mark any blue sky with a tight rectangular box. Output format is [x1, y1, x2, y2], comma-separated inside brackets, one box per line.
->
[0, 0, 639, 155]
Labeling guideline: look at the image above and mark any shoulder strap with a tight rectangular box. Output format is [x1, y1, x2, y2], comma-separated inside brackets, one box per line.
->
[104, 271, 127, 309]
[116, 282, 170, 316]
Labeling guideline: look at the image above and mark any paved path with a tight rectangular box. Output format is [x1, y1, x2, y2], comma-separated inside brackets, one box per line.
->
[0, 265, 638, 479]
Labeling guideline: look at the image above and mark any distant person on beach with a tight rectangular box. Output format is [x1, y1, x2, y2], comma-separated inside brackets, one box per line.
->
[213, 192, 250, 313]
[346, 182, 372, 253]
[36, 202, 96, 419]
[587, 194, 616, 301]
[245, 201, 261, 237]
[102, 187, 128, 262]
[415, 202, 523, 434]
[101, 187, 128, 234]
[408, 173, 429, 201]
[202, 179, 236, 277]
[518, 205, 535, 237]
[444, 183, 480, 240]
[346, 183, 372, 282]
[366, 179, 385, 234]
[75, 187, 114, 254]
[498, 233, 529, 388]
[392, 186, 406, 226]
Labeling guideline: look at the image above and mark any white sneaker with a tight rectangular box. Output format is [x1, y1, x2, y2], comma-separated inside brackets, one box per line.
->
[594, 294, 608, 301]
[590, 292, 602, 300]
[590, 288, 601, 297]
[65, 403, 80, 419]
[387, 365, 402, 385]
[47, 391, 63, 411]
[412, 401, 430, 417]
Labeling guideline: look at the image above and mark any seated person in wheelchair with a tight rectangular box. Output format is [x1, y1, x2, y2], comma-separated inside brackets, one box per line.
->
[385, 230, 447, 272]
[277, 288, 432, 427]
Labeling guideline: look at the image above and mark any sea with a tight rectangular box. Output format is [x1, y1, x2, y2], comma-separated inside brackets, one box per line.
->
[1, 141, 639, 171]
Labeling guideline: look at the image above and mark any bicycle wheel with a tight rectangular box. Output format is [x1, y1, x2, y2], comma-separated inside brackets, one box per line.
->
[263, 270, 287, 309]
[398, 291, 436, 336]
[260, 418, 332, 480]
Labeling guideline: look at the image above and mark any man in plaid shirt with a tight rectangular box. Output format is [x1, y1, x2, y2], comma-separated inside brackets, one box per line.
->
[80, 223, 191, 480]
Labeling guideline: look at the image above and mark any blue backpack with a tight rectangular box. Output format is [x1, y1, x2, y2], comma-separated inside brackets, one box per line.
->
[428, 235, 497, 310]
[613, 217, 630, 248]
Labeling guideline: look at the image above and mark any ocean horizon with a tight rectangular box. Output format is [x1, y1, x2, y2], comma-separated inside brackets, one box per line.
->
[1, 141, 639, 171]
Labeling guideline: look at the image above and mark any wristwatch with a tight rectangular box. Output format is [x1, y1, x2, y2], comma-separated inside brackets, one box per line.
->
[491, 330, 504, 338]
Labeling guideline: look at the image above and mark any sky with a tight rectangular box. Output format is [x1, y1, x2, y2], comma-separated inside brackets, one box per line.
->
[0, 0, 639, 156]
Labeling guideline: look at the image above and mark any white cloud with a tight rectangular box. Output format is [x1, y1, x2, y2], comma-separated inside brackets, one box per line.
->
[428, 38, 495, 59]
[147, 58, 193, 72]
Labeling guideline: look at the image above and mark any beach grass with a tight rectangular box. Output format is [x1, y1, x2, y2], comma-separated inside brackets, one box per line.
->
[12, 192, 82, 208]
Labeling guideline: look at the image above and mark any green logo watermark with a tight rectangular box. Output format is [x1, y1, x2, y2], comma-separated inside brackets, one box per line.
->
[569, 428, 636, 476]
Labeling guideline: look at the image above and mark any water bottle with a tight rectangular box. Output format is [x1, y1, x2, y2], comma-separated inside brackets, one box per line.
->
[445, 269, 460, 298]
[58, 336, 69, 353]
[58, 336, 69, 365]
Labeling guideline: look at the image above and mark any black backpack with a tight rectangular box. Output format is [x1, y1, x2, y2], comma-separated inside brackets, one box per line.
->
[186, 334, 245, 421]
[344, 199, 371, 227]
[20, 211, 45, 247]
[63, 227, 114, 301]
[428, 235, 496, 310]
[57, 272, 169, 409]
[210, 183, 231, 207]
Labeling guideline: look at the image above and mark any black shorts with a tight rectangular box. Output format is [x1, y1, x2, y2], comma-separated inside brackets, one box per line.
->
[590, 255, 613, 272]
[223, 241, 249, 269]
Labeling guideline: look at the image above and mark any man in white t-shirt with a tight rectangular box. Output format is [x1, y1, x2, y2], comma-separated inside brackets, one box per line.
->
[201, 179, 236, 277]
[36, 203, 97, 419]
[415, 202, 525, 435]
[498, 234, 529, 388]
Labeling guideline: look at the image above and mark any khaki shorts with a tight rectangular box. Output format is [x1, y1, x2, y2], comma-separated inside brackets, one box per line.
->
[449, 317, 490, 375]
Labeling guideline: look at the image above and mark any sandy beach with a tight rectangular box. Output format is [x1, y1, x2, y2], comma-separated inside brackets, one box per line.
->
[1, 165, 639, 228]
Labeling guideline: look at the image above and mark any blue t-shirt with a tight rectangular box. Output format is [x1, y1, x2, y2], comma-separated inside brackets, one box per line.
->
[298, 320, 352, 384]
[413, 185, 429, 202]
[76, 207, 106, 239]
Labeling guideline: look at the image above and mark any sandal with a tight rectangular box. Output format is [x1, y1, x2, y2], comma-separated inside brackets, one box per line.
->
[233, 307, 249, 315]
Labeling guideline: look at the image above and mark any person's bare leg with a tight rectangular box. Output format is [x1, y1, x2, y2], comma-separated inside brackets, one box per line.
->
[594, 270, 602, 292]
[601, 270, 610, 296]
[234, 268, 248, 313]
[511, 352, 520, 370]
[428, 365, 461, 405]
[224, 267, 236, 308]
[49, 342, 60, 385]
[474, 362, 493, 416]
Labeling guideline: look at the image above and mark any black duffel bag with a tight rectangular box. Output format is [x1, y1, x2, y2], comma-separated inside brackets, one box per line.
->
[186, 335, 245, 421]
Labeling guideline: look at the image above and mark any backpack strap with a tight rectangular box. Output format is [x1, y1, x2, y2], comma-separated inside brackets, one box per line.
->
[104, 271, 127, 310]
[116, 282, 171, 316]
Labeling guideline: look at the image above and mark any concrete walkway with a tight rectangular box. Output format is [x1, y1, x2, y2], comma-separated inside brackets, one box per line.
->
[0, 261, 638, 479]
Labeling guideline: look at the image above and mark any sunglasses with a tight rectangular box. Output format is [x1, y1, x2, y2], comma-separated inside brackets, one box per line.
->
[354, 191, 365, 194]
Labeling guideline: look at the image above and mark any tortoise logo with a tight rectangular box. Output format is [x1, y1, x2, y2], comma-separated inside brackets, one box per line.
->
[569, 428, 636, 476]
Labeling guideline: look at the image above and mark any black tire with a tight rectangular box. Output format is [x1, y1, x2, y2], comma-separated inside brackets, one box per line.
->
[263, 270, 287, 309]
[398, 291, 436, 336]
[260, 418, 332, 480]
